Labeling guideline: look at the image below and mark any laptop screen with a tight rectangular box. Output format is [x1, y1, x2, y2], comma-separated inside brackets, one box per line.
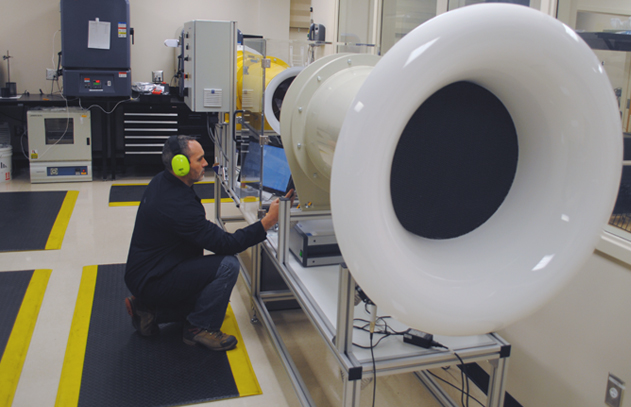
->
[241, 142, 292, 195]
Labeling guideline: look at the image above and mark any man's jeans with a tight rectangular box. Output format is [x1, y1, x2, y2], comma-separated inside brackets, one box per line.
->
[139, 255, 240, 332]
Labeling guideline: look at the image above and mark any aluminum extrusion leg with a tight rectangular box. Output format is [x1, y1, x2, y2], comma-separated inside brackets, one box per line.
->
[336, 264, 355, 355]
[277, 197, 291, 264]
[337, 264, 362, 407]
[250, 243, 262, 324]
[252, 292, 317, 407]
[342, 376, 362, 407]
[487, 357, 509, 407]
[214, 173, 222, 223]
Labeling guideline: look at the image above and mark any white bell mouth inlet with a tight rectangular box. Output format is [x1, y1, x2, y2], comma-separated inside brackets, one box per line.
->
[265, 67, 304, 135]
[329, 4, 622, 336]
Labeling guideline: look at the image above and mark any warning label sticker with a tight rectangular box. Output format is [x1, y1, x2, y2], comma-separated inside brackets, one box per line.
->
[118, 23, 127, 38]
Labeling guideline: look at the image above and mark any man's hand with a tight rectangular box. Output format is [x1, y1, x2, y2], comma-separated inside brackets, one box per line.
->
[261, 189, 296, 231]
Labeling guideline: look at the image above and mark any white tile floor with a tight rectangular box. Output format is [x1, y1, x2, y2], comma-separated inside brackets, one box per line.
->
[1, 170, 461, 407]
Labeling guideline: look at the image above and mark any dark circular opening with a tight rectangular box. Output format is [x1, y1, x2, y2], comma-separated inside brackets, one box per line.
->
[272, 76, 296, 121]
[390, 81, 518, 240]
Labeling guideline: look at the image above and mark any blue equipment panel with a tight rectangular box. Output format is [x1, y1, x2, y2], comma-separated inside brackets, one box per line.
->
[62, 70, 131, 97]
[47, 166, 89, 177]
[60, 0, 131, 97]
[60, 0, 130, 69]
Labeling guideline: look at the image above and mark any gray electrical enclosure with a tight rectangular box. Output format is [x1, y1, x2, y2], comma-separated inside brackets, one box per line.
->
[182, 20, 236, 112]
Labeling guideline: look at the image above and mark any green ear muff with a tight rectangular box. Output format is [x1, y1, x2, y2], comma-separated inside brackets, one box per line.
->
[168, 136, 190, 176]
[172, 154, 190, 176]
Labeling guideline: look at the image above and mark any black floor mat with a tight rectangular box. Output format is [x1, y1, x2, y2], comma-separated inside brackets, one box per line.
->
[74, 264, 245, 407]
[0, 191, 71, 252]
[0, 270, 34, 356]
[109, 182, 229, 205]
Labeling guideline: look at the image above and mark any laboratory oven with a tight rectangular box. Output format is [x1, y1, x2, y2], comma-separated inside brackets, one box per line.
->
[27, 108, 92, 183]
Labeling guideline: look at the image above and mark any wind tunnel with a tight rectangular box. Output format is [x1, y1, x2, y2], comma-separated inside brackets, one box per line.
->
[279, 4, 623, 336]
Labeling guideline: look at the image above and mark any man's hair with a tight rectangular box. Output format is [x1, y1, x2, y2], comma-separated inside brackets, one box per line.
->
[162, 135, 197, 170]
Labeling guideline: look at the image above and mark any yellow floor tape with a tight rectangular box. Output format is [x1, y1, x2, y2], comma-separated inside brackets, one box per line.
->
[223, 304, 262, 397]
[0, 269, 52, 407]
[108, 181, 239, 207]
[110, 197, 235, 206]
[46, 191, 79, 250]
[108, 201, 142, 207]
[55, 265, 97, 407]
[55, 266, 261, 406]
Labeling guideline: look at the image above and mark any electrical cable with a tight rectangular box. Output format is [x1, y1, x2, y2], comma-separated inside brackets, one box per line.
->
[370, 330, 376, 407]
[207, 114, 217, 144]
[78, 96, 138, 115]
[368, 304, 378, 407]
[355, 317, 410, 336]
[426, 370, 485, 407]
[352, 317, 411, 349]
[19, 127, 29, 159]
[454, 352, 470, 407]
[50, 31, 62, 97]
[355, 288, 475, 407]
[353, 285, 477, 407]
[51, 29, 60, 71]
[51, 60, 65, 97]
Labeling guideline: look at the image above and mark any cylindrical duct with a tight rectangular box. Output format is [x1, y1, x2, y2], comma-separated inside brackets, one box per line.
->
[280, 53, 379, 209]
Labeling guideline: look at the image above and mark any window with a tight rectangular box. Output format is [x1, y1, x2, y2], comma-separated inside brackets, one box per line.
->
[557, 1, 631, 240]
[448, 0, 541, 11]
[44, 118, 74, 145]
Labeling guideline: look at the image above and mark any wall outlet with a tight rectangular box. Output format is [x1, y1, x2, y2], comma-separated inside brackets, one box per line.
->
[46, 68, 57, 80]
[605, 373, 625, 407]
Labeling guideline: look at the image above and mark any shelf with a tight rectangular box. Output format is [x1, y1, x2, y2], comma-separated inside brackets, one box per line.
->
[265, 228, 505, 367]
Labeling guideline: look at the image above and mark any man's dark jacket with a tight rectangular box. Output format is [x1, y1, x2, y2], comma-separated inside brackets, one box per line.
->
[125, 170, 266, 296]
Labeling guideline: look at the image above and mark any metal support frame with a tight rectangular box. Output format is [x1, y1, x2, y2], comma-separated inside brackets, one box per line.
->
[416, 354, 509, 407]
[214, 186, 316, 407]
[250, 279, 317, 407]
[335, 264, 355, 356]
[213, 178, 511, 407]
[487, 334, 510, 407]
[416, 370, 460, 407]
[214, 172, 222, 223]
[277, 197, 292, 264]
[342, 379, 362, 407]
[337, 264, 362, 407]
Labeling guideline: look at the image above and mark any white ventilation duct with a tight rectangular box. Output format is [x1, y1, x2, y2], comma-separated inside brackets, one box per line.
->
[280, 4, 622, 336]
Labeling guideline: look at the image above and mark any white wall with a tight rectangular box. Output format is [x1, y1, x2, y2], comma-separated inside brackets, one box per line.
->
[0, 0, 61, 95]
[498, 248, 631, 406]
[0, 0, 290, 93]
